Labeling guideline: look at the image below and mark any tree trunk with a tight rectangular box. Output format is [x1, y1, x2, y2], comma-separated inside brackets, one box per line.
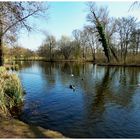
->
[91, 48, 96, 63]
[90, 45, 96, 63]
[120, 43, 123, 60]
[49, 44, 52, 61]
[93, 48, 96, 62]
[0, 36, 3, 66]
[0, 15, 4, 66]
[85, 47, 88, 60]
[91, 10, 110, 63]
[136, 36, 139, 54]
[82, 46, 85, 60]
[97, 24, 110, 63]
[124, 44, 128, 64]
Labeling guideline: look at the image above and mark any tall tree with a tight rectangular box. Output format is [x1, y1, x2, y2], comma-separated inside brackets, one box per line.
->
[59, 36, 73, 60]
[86, 2, 110, 62]
[130, 29, 140, 54]
[43, 35, 56, 61]
[83, 27, 98, 62]
[72, 29, 83, 59]
[116, 16, 138, 62]
[86, 2, 119, 63]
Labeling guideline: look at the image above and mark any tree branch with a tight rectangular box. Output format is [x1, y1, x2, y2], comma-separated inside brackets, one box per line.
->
[2, 8, 40, 36]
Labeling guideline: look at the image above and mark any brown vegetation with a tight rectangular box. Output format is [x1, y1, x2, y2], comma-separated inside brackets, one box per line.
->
[0, 119, 65, 138]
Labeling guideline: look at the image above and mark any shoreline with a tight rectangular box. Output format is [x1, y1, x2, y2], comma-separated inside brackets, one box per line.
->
[97, 63, 140, 67]
[0, 118, 65, 138]
[14, 59, 140, 67]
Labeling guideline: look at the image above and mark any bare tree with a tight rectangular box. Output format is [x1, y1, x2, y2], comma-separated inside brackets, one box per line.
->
[129, 1, 140, 10]
[80, 30, 89, 60]
[83, 27, 98, 62]
[72, 29, 82, 59]
[130, 29, 140, 55]
[43, 34, 56, 61]
[0, 2, 48, 66]
[116, 16, 138, 63]
[59, 36, 73, 60]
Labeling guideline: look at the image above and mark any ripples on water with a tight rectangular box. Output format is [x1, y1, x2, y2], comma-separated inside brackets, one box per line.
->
[16, 61, 140, 138]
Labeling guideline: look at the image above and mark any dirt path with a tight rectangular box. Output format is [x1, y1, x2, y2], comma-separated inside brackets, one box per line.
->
[0, 118, 65, 138]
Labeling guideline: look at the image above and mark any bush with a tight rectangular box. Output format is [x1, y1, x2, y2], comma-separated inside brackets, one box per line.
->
[0, 67, 23, 117]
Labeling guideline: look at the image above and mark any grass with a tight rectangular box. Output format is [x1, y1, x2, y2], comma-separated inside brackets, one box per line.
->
[0, 67, 24, 118]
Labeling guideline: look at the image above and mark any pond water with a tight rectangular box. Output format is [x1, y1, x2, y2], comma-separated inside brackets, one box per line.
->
[17, 61, 140, 138]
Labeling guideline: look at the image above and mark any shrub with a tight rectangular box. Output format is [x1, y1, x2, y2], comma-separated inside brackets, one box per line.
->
[0, 67, 23, 117]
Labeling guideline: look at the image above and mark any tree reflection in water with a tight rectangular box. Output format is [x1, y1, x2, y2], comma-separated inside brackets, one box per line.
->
[18, 61, 140, 138]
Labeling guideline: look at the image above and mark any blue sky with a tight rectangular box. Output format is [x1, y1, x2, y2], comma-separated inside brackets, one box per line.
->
[17, 1, 140, 50]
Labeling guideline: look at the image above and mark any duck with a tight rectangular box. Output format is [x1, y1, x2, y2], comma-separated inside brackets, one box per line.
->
[69, 84, 75, 90]
[71, 74, 74, 77]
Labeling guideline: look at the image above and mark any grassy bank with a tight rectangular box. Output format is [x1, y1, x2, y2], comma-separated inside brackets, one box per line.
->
[0, 67, 23, 117]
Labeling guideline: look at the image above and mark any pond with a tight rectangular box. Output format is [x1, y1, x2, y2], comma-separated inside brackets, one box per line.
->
[16, 61, 140, 138]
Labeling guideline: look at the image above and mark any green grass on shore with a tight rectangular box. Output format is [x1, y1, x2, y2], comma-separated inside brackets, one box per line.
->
[0, 67, 23, 118]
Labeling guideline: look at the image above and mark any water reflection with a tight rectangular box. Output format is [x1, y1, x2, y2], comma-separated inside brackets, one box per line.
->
[16, 61, 140, 138]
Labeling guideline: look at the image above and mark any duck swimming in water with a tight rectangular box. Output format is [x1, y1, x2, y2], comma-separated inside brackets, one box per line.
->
[71, 74, 74, 77]
[69, 84, 75, 90]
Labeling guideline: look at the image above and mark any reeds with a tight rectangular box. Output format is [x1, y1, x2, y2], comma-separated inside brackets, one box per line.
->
[4, 64, 19, 71]
[0, 67, 23, 117]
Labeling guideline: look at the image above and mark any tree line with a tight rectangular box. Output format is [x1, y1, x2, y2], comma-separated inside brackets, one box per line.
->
[0, 2, 140, 65]
[37, 2, 140, 64]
